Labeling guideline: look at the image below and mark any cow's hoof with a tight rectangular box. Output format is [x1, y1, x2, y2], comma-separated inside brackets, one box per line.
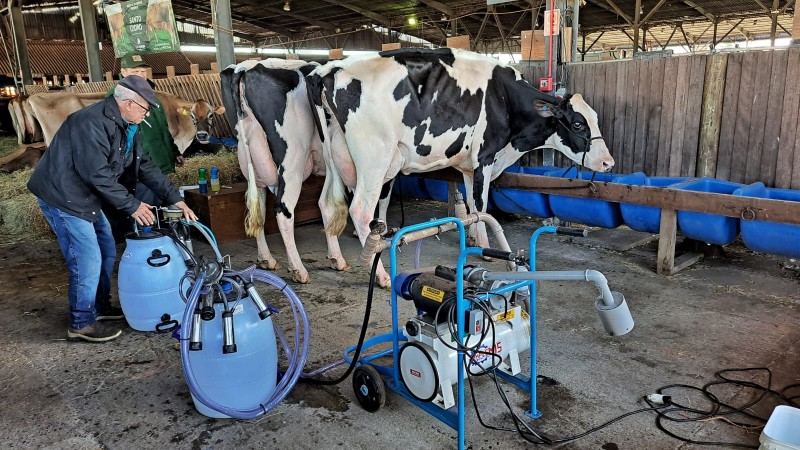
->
[258, 259, 281, 270]
[290, 269, 311, 284]
[330, 258, 351, 271]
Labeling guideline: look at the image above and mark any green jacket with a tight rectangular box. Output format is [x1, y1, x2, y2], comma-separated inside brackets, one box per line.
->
[106, 85, 180, 174]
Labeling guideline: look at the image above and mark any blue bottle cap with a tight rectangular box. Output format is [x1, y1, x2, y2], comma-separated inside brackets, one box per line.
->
[211, 167, 219, 178]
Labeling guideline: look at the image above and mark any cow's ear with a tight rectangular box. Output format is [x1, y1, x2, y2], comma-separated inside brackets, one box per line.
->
[214, 106, 226, 115]
[178, 106, 190, 116]
[534, 100, 558, 118]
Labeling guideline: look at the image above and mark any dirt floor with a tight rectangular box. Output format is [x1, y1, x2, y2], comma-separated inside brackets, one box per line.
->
[1, 198, 799, 449]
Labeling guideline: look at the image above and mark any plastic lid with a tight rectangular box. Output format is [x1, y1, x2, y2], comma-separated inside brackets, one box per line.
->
[198, 168, 207, 179]
[211, 167, 219, 178]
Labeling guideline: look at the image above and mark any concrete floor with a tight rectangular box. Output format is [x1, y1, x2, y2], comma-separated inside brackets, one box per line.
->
[1, 198, 799, 449]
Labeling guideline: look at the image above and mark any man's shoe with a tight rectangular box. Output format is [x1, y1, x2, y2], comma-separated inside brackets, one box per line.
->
[67, 322, 123, 342]
[96, 306, 125, 321]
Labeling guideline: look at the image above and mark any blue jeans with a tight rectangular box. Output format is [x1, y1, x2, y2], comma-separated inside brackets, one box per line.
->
[37, 199, 116, 330]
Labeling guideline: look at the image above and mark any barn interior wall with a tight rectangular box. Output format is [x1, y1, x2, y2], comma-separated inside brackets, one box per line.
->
[518, 49, 800, 190]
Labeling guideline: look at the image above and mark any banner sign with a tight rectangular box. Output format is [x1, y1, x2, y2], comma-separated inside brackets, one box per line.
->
[105, 0, 181, 57]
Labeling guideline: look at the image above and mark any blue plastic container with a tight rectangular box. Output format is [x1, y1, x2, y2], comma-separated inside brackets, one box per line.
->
[616, 174, 692, 233]
[490, 165, 558, 218]
[733, 182, 800, 258]
[187, 299, 278, 418]
[393, 175, 429, 200]
[546, 167, 623, 228]
[672, 178, 742, 245]
[118, 231, 188, 331]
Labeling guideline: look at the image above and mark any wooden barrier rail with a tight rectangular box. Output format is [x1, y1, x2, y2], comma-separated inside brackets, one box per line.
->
[428, 169, 800, 274]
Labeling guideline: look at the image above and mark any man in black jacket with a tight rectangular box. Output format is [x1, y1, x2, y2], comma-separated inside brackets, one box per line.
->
[28, 75, 198, 343]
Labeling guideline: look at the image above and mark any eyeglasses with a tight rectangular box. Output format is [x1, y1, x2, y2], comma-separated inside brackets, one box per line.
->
[128, 99, 150, 116]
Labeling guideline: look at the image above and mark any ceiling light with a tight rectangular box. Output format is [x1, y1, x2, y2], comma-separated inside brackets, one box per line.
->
[441, 15, 447, 21]
[407, 16, 417, 26]
[283, 1, 290, 11]
[335, 26, 341, 33]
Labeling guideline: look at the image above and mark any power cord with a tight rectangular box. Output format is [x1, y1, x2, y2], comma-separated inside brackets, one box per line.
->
[468, 366, 796, 447]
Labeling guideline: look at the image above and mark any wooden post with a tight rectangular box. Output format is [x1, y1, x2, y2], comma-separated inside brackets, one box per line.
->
[633, 0, 641, 54]
[64, 74, 71, 85]
[166, 66, 176, 78]
[697, 53, 727, 178]
[793, 1, 800, 44]
[656, 209, 677, 275]
[329, 48, 344, 60]
[52, 75, 60, 87]
[76, 73, 85, 83]
[41, 76, 47, 86]
[381, 43, 401, 51]
[190, 64, 200, 75]
[446, 35, 470, 49]
[211, 62, 219, 72]
[104, 71, 113, 81]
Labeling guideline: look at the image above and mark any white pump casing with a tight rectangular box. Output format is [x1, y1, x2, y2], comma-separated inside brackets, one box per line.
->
[399, 305, 530, 410]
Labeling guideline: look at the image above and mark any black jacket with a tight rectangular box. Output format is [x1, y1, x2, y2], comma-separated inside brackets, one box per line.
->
[27, 96, 183, 222]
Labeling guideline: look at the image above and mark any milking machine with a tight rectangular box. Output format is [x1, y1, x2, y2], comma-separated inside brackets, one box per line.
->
[348, 193, 634, 450]
[116, 205, 310, 419]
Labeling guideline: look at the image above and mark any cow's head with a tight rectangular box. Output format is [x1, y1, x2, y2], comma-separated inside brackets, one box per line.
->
[178, 100, 226, 144]
[535, 94, 614, 172]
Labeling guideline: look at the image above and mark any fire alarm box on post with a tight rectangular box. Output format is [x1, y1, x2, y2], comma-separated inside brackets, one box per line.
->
[539, 77, 553, 92]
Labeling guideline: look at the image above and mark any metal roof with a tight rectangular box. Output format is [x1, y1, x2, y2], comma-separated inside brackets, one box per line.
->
[11, 0, 799, 54]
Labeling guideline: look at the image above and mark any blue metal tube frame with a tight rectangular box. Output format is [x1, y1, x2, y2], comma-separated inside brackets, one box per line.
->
[526, 225, 557, 419]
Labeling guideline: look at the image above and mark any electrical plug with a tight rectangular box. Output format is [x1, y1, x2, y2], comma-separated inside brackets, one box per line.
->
[646, 393, 672, 405]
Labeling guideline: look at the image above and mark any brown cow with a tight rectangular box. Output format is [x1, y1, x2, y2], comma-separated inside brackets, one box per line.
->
[23, 91, 225, 154]
[0, 143, 46, 173]
[7, 97, 43, 145]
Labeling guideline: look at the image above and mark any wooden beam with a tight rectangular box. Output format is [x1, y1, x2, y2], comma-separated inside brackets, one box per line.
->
[697, 54, 727, 178]
[604, 0, 635, 25]
[585, 0, 632, 25]
[752, 0, 772, 12]
[249, 7, 335, 30]
[319, 0, 392, 27]
[682, 0, 714, 22]
[640, 0, 668, 26]
[428, 170, 800, 225]
[420, 0, 454, 18]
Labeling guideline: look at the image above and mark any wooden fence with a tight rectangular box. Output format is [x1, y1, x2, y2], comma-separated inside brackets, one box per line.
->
[518, 48, 800, 190]
[62, 74, 233, 137]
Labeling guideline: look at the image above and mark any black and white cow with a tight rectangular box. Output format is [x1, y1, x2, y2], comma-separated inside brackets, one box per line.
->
[307, 48, 614, 287]
[221, 59, 342, 283]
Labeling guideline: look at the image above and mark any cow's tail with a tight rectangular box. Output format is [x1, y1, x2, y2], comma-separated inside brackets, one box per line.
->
[244, 161, 264, 237]
[305, 73, 326, 143]
[324, 161, 349, 237]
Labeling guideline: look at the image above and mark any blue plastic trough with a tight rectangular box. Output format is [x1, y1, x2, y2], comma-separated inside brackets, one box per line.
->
[733, 182, 800, 258]
[615, 174, 693, 233]
[393, 175, 430, 200]
[546, 167, 623, 228]
[490, 165, 558, 218]
[672, 178, 742, 245]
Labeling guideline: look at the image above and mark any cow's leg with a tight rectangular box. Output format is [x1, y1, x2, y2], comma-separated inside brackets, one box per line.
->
[318, 166, 350, 272]
[462, 171, 491, 249]
[254, 188, 280, 270]
[350, 184, 391, 289]
[274, 175, 311, 284]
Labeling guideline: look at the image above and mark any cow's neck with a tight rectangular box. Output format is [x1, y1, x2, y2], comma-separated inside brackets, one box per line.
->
[503, 77, 560, 153]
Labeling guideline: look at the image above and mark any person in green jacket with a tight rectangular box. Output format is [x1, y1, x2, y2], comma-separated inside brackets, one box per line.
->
[107, 54, 183, 207]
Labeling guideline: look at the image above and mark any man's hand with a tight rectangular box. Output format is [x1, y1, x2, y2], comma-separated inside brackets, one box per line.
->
[131, 202, 156, 226]
[174, 201, 199, 222]
[176, 155, 184, 167]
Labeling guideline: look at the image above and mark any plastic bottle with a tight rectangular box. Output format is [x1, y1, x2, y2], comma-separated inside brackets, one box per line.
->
[198, 168, 208, 194]
[210, 167, 221, 193]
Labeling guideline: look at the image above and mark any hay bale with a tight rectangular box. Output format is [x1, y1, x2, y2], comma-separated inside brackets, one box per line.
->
[169, 151, 244, 188]
[0, 150, 245, 240]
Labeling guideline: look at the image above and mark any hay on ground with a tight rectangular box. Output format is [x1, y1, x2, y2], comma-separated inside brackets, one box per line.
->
[169, 151, 244, 187]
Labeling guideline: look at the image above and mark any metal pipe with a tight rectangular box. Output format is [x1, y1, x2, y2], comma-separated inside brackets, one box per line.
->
[481, 269, 615, 307]
[572, 0, 580, 62]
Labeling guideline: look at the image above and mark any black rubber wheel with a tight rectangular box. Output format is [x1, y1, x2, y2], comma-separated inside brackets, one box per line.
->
[352, 365, 386, 413]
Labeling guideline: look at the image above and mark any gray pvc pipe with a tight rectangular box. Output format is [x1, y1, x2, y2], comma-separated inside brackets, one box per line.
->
[481, 269, 615, 307]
